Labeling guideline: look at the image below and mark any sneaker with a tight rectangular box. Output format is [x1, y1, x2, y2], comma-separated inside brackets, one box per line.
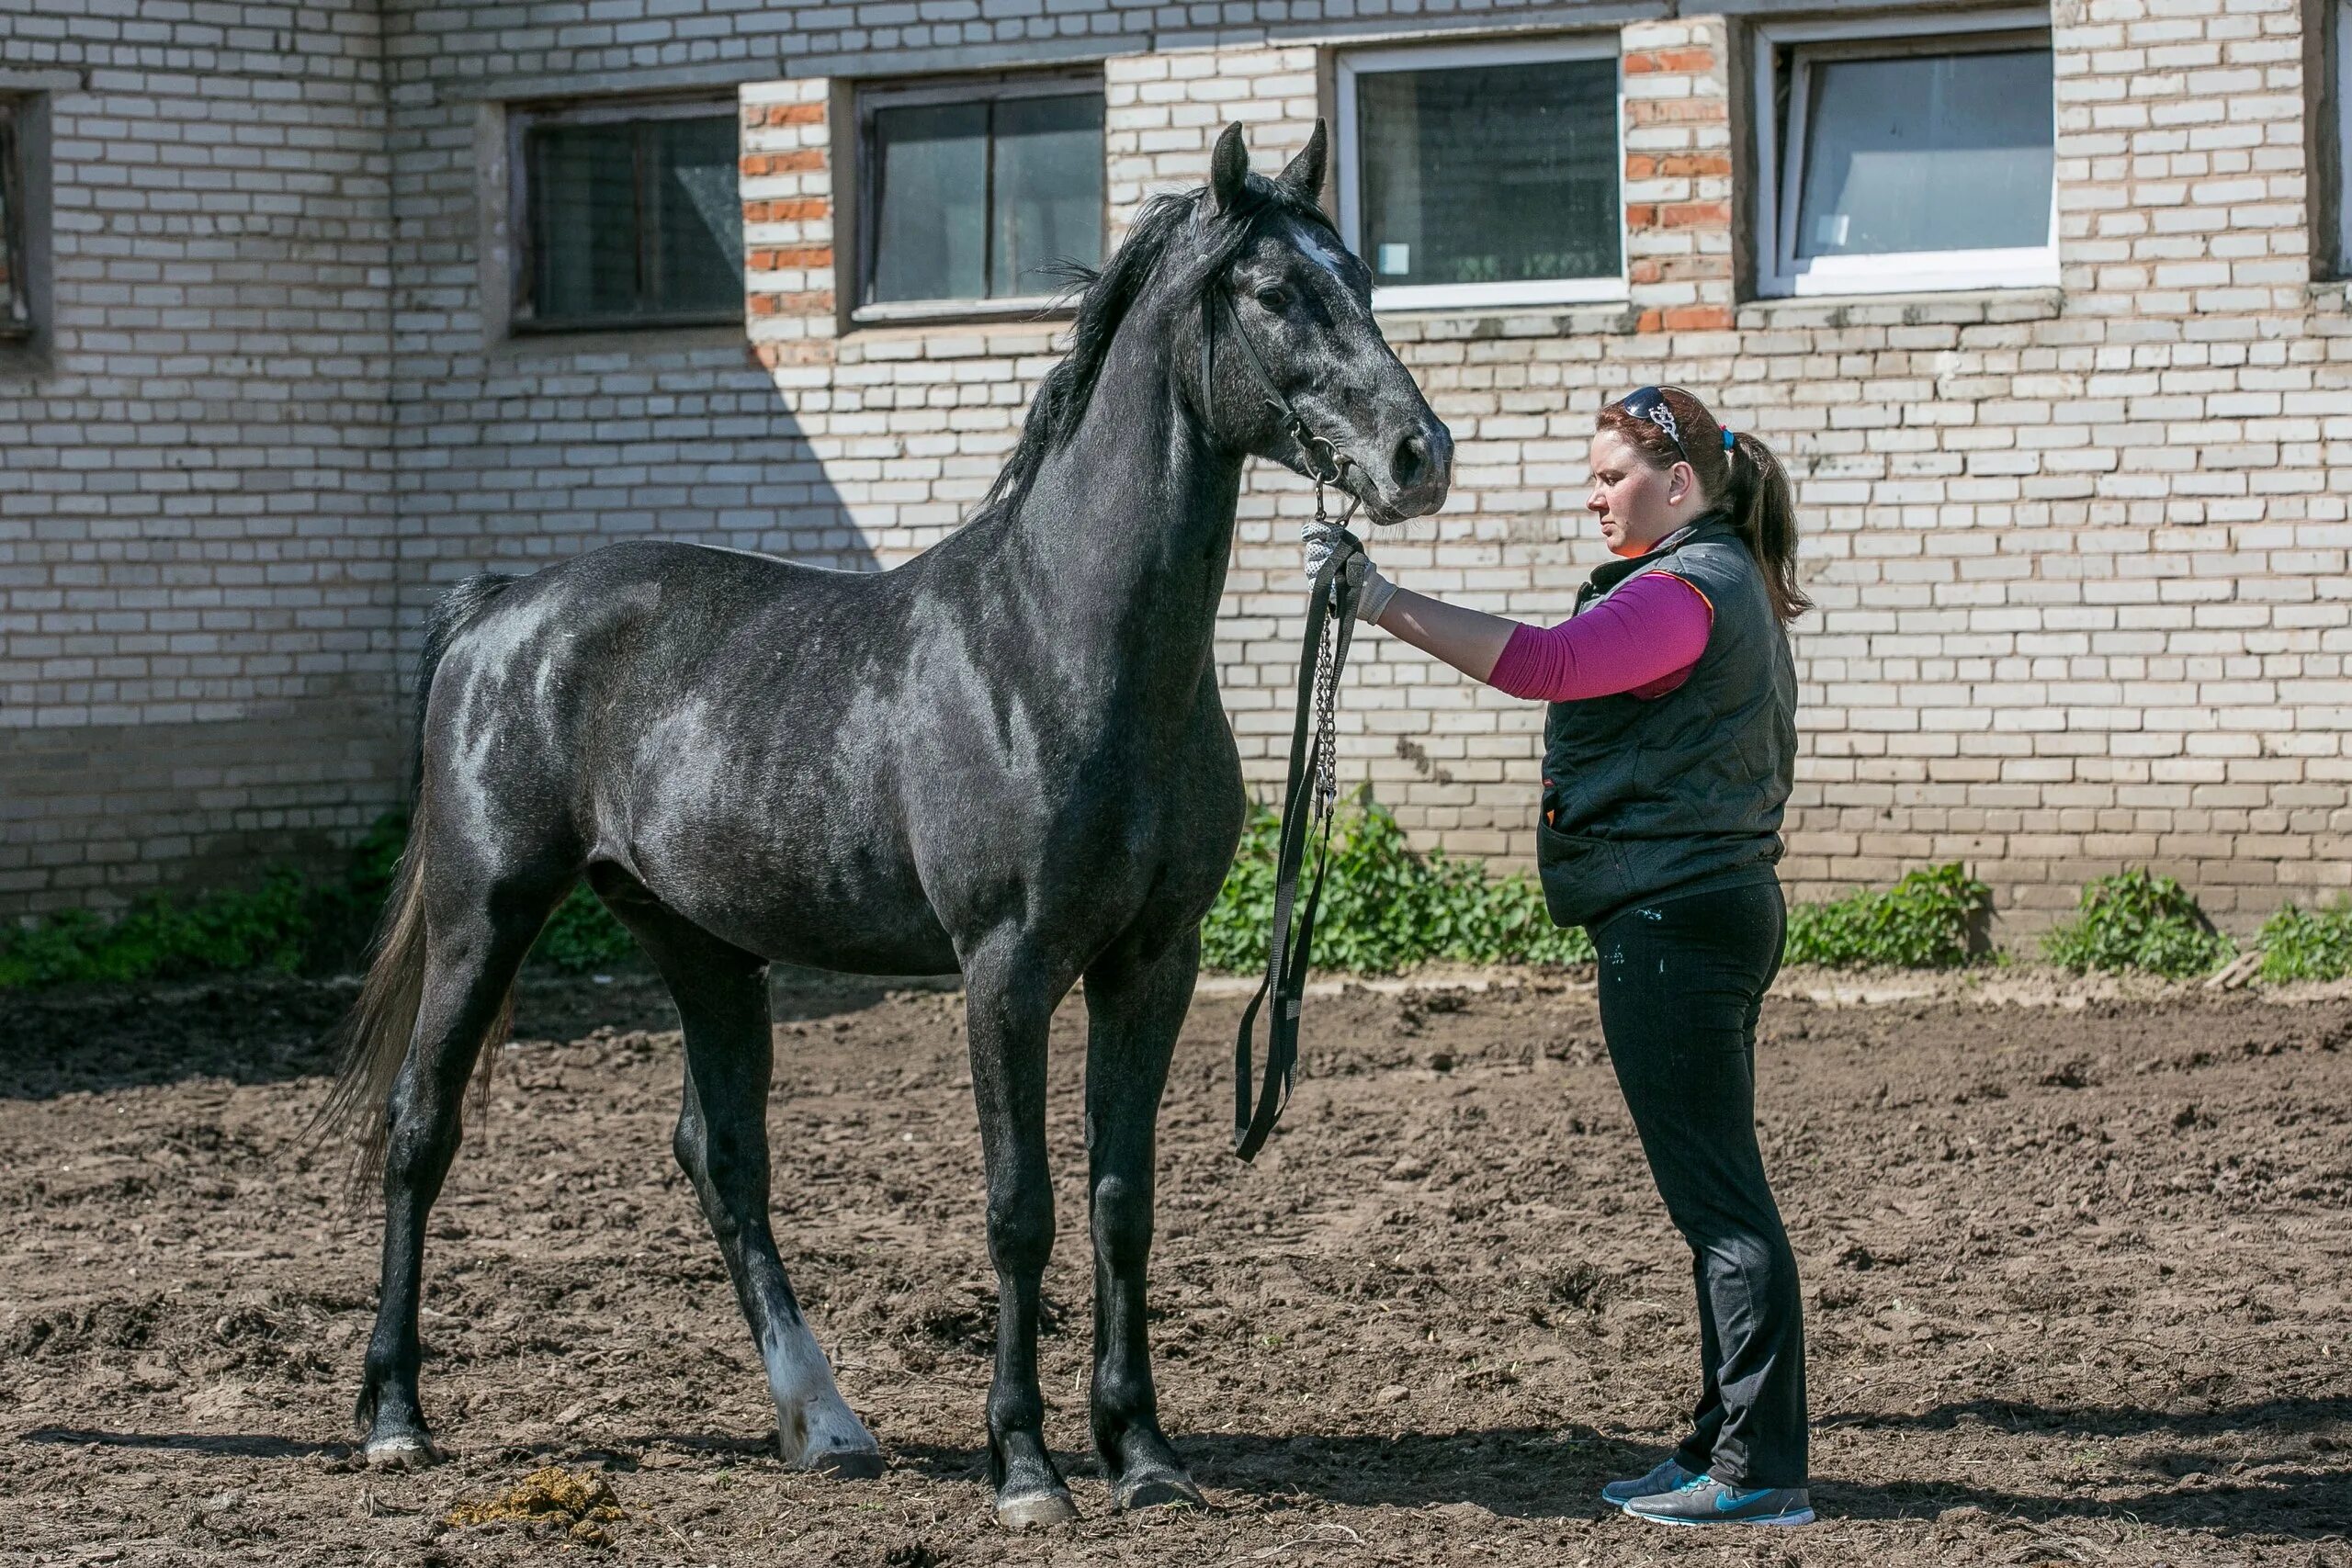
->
[1600, 1458, 1702, 1508]
[1622, 1473, 1815, 1528]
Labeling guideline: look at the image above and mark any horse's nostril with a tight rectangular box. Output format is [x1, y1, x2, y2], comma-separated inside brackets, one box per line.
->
[1394, 433, 1428, 490]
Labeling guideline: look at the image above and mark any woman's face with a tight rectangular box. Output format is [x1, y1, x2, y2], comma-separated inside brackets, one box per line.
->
[1587, 429, 1698, 558]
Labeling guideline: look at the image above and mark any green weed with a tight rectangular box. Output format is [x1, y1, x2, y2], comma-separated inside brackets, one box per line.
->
[1200, 793, 1593, 975]
[2041, 868, 2233, 979]
[1782, 863, 1990, 970]
[2252, 898, 2352, 983]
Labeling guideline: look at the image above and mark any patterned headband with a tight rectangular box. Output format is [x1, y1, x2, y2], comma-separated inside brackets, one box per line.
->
[1614, 386, 1735, 463]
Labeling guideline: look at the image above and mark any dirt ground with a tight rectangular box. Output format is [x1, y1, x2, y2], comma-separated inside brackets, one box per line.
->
[3, 963, 2347, 1568]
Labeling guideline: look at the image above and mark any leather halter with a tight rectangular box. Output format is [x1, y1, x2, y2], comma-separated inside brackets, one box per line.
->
[1200, 288, 1348, 487]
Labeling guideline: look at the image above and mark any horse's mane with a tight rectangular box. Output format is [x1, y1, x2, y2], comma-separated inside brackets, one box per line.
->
[975, 176, 1342, 525]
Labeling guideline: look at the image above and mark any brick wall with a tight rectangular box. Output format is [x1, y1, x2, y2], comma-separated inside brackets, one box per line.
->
[0, 1, 400, 911]
[7, 0, 2351, 940]
[719, 9, 2350, 932]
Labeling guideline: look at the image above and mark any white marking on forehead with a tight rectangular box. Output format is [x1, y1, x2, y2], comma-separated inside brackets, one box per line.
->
[1290, 221, 1351, 280]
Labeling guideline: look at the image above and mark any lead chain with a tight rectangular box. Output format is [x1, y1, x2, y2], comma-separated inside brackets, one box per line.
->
[1310, 481, 1340, 821]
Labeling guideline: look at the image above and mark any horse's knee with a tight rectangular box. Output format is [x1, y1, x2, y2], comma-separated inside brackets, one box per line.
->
[1090, 1173, 1154, 1271]
[986, 1183, 1055, 1276]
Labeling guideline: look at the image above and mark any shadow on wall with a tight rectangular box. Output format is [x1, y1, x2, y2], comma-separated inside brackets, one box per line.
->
[395, 328, 879, 608]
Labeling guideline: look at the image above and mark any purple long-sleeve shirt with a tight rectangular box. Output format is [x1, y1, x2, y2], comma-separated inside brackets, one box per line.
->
[1486, 570, 1714, 703]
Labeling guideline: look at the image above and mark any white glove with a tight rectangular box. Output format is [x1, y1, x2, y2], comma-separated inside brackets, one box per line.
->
[1301, 524, 1399, 625]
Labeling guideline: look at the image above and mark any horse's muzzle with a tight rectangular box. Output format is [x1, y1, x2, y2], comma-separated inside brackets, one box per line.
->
[1355, 415, 1453, 523]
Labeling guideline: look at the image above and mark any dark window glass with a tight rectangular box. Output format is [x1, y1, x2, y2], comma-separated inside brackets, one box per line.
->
[871, 102, 989, 304]
[866, 89, 1103, 305]
[526, 108, 743, 328]
[1793, 48, 2053, 257]
[0, 107, 23, 333]
[1356, 57, 1621, 288]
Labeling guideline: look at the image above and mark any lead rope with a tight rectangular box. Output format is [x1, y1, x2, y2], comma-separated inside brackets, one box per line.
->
[1232, 477, 1360, 1161]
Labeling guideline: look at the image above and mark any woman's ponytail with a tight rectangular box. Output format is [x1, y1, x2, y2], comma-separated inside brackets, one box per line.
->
[1725, 430, 1809, 625]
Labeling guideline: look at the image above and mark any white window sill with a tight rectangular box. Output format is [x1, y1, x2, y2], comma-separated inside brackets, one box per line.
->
[1759, 248, 2059, 300]
[1370, 280, 1628, 313]
[849, 296, 1071, 329]
[1736, 287, 2063, 326]
[488, 322, 751, 360]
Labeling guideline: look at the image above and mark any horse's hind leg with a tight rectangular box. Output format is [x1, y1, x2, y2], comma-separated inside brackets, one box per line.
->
[358, 890, 548, 1467]
[603, 879, 881, 1475]
[1081, 927, 1204, 1512]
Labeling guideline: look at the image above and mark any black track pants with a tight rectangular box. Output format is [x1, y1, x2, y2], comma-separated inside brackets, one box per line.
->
[1593, 878, 1808, 1489]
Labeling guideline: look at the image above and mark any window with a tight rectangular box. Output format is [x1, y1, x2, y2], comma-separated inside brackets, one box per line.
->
[2336, 0, 2351, 276]
[1337, 39, 1624, 311]
[856, 74, 1104, 320]
[512, 98, 743, 332]
[1755, 13, 2057, 297]
[0, 99, 27, 337]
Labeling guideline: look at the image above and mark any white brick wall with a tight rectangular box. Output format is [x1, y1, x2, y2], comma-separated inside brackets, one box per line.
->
[6, 0, 2350, 937]
[0, 0, 399, 908]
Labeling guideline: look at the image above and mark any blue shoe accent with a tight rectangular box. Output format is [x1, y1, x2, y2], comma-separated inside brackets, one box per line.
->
[1622, 1475, 1815, 1528]
[1600, 1458, 1701, 1508]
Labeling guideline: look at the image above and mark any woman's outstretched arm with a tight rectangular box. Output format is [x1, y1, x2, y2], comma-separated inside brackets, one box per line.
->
[1374, 571, 1713, 700]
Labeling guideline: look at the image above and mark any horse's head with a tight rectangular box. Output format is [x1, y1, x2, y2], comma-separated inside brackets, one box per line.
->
[1192, 121, 1453, 526]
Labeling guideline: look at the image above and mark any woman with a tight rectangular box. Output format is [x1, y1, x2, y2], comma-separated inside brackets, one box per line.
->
[1308, 386, 1813, 1528]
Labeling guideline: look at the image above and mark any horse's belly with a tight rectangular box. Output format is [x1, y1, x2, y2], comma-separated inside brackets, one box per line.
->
[615, 789, 961, 976]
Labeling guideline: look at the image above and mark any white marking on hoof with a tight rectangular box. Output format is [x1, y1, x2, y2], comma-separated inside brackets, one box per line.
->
[996, 1489, 1080, 1530]
[761, 1317, 880, 1474]
[363, 1434, 442, 1471]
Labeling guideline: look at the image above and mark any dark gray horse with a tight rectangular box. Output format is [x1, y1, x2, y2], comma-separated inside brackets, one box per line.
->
[322, 120, 1450, 1529]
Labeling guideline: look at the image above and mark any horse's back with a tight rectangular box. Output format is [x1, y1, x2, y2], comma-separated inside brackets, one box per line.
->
[416, 538, 954, 968]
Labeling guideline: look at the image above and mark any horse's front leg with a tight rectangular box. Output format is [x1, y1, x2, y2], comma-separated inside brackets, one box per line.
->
[1081, 927, 1204, 1512]
[964, 940, 1079, 1528]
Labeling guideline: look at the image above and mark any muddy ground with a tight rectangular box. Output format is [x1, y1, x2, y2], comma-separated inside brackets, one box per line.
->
[2, 964, 2346, 1567]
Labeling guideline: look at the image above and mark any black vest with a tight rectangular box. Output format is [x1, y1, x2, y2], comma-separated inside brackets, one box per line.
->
[1536, 514, 1796, 930]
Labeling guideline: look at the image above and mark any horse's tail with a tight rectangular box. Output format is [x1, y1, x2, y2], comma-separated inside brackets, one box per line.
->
[312, 572, 522, 1197]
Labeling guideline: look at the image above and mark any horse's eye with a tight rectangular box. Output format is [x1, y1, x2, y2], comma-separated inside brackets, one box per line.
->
[1255, 286, 1293, 313]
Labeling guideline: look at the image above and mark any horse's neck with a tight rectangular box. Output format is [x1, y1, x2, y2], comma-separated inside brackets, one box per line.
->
[998, 301, 1242, 705]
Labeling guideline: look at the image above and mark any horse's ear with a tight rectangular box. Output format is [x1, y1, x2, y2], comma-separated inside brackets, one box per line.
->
[1278, 120, 1328, 202]
[1208, 122, 1250, 214]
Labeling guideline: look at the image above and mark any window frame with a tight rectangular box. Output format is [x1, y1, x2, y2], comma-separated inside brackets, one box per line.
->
[507, 94, 745, 335]
[1751, 9, 2059, 299]
[1335, 35, 1629, 313]
[2335, 0, 2350, 276]
[0, 98, 28, 340]
[851, 68, 1106, 325]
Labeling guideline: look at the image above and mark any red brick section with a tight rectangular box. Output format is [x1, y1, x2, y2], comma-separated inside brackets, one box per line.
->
[1621, 30, 1732, 335]
[1622, 48, 1716, 74]
[747, 245, 833, 271]
[741, 103, 825, 128]
[740, 150, 825, 175]
[1624, 153, 1733, 180]
[747, 290, 832, 317]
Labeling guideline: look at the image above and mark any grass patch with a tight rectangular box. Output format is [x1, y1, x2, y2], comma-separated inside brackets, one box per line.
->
[1202, 793, 1594, 975]
[0, 811, 635, 991]
[19, 810, 2311, 995]
[1782, 863, 1990, 970]
[2041, 868, 2234, 979]
[2252, 898, 2352, 983]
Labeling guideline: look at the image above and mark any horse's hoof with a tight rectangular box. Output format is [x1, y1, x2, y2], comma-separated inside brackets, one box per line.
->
[363, 1434, 444, 1471]
[1113, 1467, 1205, 1514]
[805, 1445, 886, 1481]
[995, 1488, 1080, 1530]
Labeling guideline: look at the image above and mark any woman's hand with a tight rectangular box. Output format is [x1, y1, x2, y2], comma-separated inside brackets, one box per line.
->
[1301, 524, 1400, 625]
